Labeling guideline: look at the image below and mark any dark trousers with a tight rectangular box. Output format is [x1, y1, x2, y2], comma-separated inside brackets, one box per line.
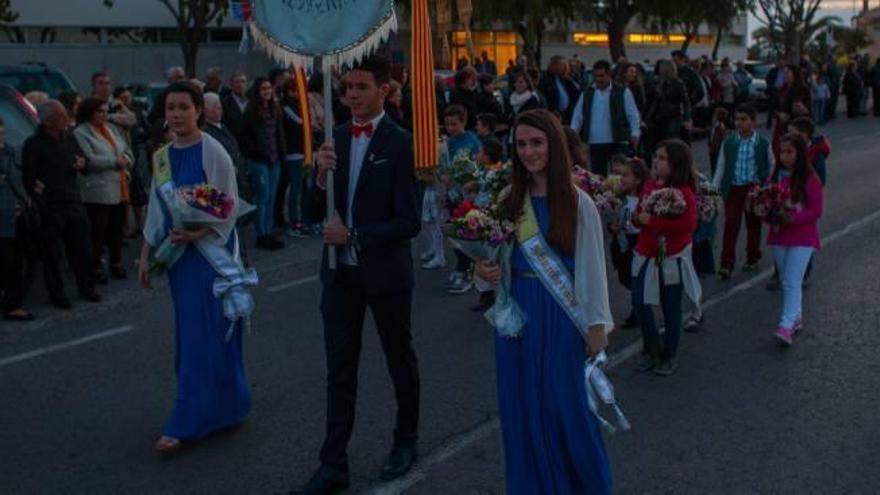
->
[41, 202, 94, 298]
[873, 86, 880, 117]
[692, 239, 716, 275]
[0, 237, 25, 310]
[632, 260, 684, 361]
[720, 185, 763, 270]
[319, 266, 420, 472]
[454, 249, 472, 274]
[847, 94, 861, 118]
[588, 143, 628, 177]
[84, 203, 125, 271]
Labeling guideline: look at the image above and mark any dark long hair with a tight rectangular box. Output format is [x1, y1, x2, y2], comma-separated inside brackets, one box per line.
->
[656, 139, 698, 190]
[503, 109, 578, 254]
[247, 76, 281, 119]
[778, 133, 814, 203]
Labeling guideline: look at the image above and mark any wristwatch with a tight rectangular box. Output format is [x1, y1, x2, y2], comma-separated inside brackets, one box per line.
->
[347, 228, 360, 252]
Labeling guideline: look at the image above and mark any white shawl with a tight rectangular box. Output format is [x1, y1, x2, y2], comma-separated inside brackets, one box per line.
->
[143, 132, 239, 248]
[573, 189, 615, 336]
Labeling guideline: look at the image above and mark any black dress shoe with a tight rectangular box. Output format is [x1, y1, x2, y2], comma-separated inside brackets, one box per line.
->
[290, 465, 350, 495]
[79, 291, 102, 303]
[51, 296, 73, 310]
[380, 444, 418, 482]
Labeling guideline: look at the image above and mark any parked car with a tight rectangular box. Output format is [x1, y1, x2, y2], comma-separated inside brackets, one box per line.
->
[0, 85, 38, 162]
[0, 62, 77, 99]
[744, 62, 772, 109]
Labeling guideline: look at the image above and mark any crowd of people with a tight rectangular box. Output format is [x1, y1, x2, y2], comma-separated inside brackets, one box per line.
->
[0, 47, 846, 493]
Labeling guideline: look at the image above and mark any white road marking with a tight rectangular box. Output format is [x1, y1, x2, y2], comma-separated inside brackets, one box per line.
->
[366, 206, 880, 494]
[266, 275, 319, 293]
[0, 325, 135, 368]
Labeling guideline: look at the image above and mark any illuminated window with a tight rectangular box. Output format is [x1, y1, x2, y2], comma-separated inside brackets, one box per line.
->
[450, 31, 519, 69]
[628, 33, 665, 44]
[572, 33, 609, 45]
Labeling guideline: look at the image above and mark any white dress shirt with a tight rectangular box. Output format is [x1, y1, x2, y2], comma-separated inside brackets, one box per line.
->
[341, 111, 386, 266]
[569, 85, 641, 144]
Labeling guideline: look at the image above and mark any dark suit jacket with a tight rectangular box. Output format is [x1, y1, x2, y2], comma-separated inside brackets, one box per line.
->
[320, 116, 421, 295]
[537, 73, 580, 124]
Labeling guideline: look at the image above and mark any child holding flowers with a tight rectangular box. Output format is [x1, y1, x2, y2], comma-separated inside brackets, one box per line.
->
[631, 139, 701, 376]
[609, 157, 648, 328]
[766, 133, 824, 346]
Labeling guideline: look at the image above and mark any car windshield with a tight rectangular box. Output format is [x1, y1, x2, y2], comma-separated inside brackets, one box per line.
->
[0, 98, 36, 151]
[0, 72, 74, 98]
[746, 64, 772, 79]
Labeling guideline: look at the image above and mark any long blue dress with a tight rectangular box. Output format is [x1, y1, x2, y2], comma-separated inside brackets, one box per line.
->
[495, 196, 613, 494]
[162, 142, 251, 440]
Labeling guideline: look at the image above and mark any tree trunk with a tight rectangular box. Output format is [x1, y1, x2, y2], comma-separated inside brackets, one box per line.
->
[182, 39, 199, 78]
[681, 33, 694, 53]
[607, 21, 627, 62]
[711, 26, 724, 61]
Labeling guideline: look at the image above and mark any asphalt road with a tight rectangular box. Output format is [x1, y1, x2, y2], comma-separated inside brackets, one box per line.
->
[1, 114, 879, 494]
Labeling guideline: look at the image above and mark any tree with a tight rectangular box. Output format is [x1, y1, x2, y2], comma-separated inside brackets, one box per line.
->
[751, 0, 833, 62]
[0, 0, 17, 24]
[587, 0, 645, 62]
[642, 0, 748, 57]
[104, 0, 229, 77]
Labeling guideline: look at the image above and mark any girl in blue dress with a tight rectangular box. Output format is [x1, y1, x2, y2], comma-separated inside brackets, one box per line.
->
[476, 109, 615, 494]
[138, 83, 251, 454]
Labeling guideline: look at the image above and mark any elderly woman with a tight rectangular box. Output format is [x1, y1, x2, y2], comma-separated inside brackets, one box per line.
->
[73, 97, 134, 282]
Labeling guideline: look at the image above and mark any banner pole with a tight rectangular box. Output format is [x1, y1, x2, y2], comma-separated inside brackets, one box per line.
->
[323, 58, 337, 270]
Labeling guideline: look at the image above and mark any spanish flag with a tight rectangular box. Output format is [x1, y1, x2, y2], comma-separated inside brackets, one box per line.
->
[411, 0, 439, 172]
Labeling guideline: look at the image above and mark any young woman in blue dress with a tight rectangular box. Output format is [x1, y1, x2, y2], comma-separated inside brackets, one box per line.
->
[137, 83, 251, 454]
[475, 109, 615, 494]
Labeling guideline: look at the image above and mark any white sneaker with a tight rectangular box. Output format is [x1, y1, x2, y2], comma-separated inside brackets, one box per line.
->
[447, 276, 474, 295]
[422, 257, 447, 269]
[448, 271, 463, 285]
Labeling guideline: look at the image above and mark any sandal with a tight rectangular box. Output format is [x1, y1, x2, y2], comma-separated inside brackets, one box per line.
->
[153, 436, 182, 454]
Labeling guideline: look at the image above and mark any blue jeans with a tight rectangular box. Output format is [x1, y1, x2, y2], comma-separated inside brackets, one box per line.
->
[248, 161, 281, 236]
[772, 246, 813, 329]
[632, 259, 684, 361]
[283, 158, 305, 225]
[813, 100, 826, 125]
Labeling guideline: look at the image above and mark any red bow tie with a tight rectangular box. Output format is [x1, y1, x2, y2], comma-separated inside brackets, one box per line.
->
[352, 122, 374, 138]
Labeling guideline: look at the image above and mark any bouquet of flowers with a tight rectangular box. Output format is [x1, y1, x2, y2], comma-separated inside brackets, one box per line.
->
[592, 188, 624, 223]
[643, 187, 687, 266]
[474, 161, 511, 208]
[443, 201, 525, 338]
[746, 183, 792, 225]
[572, 166, 605, 195]
[603, 174, 624, 196]
[696, 182, 723, 223]
[450, 150, 480, 185]
[151, 183, 246, 273]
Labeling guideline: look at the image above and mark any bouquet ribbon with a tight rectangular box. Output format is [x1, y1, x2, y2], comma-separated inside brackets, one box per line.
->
[584, 351, 631, 434]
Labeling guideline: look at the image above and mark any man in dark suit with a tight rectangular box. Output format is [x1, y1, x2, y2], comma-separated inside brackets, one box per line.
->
[537, 55, 581, 125]
[293, 56, 421, 495]
[221, 71, 249, 143]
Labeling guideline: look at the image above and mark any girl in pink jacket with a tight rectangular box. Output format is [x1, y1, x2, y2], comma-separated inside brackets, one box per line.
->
[767, 133, 824, 346]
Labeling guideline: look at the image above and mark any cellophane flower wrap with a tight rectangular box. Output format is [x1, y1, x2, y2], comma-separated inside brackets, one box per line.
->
[746, 182, 793, 225]
[696, 182, 723, 223]
[443, 200, 526, 337]
[643, 187, 687, 266]
[151, 183, 239, 273]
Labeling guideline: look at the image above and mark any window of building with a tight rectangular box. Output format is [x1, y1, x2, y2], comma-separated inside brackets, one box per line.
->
[574, 32, 718, 47]
[450, 31, 519, 70]
[572, 33, 609, 46]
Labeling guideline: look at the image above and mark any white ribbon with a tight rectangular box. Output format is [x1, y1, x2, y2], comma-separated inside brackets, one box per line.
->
[584, 351, 631, 435]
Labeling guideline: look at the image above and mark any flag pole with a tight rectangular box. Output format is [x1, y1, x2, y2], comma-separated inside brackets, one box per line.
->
[323, 58, 337, 269]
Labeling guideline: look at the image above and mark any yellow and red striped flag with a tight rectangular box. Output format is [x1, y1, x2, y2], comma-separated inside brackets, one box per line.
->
[292, 66, 314, 167]
[411, 0, 439, 171]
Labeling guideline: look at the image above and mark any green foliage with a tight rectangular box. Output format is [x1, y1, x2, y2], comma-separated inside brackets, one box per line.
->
[0, 0, 19, 25]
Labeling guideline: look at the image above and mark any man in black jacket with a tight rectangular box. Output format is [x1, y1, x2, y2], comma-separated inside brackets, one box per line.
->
[672, 50, 707, 129]
[222, 71, 250, 143]
[537, 55, 581, 125]
[21, 101, 100, 309]
[292, 56, 421, 495]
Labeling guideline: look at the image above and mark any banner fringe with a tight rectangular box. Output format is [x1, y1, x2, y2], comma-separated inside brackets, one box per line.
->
[248, 10, 398, 71]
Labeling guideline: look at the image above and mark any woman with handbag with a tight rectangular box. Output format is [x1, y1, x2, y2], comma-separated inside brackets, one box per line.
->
[0, 117, 36, 321]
